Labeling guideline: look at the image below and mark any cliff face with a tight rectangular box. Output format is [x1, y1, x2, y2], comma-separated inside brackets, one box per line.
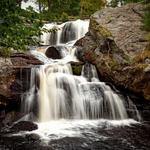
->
[0, 53, 43, 124]
[76, 3, 150, 100]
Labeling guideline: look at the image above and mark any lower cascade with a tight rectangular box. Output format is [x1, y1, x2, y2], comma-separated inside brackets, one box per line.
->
[38, 63, 128, 122]
[22, 60, 140, 122]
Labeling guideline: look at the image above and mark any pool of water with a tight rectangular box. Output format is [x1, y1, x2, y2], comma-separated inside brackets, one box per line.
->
[0, 119, 150, 150]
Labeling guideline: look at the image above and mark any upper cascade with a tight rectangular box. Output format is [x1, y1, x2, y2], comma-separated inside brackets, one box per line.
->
[41, 19, 89, 45]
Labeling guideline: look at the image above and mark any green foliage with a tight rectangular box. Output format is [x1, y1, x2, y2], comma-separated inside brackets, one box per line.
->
[37, 0, 106, 21]
[37, 0, 80, 21]
[61, 12, 69, 22]
[143, 4, 150, 31]
[80, 0, 106, 18]
[0, 47, 12, 57]
[0, 0, 42, 57]
[0, 0, 107, 57]
[109, 0, 149, 7]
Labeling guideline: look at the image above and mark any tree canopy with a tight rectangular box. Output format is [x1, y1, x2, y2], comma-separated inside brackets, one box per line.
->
[0, 0, 42, 56]
[0, 0, 149, 57]
[36, 0, 106, 20]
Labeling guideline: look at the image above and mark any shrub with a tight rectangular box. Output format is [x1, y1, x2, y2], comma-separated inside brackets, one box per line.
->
[61, 12, 69, 22]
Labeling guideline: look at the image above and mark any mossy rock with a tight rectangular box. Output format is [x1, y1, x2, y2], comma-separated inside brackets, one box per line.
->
[0, 47, 12, 57]
[90, 18, 112, 38]
[71, 62, 84, 76]
[133, 48, 150, 63]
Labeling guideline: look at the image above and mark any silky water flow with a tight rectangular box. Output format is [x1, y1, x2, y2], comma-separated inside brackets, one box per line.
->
[20, 19, 141, 142]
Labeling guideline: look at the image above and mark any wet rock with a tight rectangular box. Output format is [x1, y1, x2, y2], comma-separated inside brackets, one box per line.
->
[10, 121, 38, 132]
[45, 46, 61, 59]
[0, 121, 150, 150]
[75, 3, 150, 100]
[11, 52, 43, 66]
[26, 133, 40, 141]
[0, 52, 42, 128]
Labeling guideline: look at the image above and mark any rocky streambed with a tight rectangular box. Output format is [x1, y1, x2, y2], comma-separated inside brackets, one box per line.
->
[0, 120, 150, 150]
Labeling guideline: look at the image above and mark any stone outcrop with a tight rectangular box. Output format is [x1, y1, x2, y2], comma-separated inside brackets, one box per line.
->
[10, 121, 38, 132]
[0, 52, 43, 126]
[76, 3, 150, 100]
[11, 52, 43, 66]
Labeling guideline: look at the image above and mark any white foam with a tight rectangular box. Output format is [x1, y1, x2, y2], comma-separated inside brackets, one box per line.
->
[28, 119, 139, 143]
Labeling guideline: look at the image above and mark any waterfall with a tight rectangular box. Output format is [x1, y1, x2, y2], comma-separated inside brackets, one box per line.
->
[21, 67, 38, 121]
[37, 63, 129, 122]
[41, 19, 89, 45]
[21, 19, 141, 123]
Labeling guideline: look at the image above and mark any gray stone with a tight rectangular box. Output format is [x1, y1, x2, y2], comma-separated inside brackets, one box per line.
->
[75, 3, 150, 100]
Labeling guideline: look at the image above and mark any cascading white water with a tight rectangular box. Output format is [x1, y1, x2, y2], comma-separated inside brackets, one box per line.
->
[37, 63, 128, 122]
[21, 67, 38, 121]
[22, 19, 141, 124]
[80, 63, 128, 120]
[41, 19, 89, 45]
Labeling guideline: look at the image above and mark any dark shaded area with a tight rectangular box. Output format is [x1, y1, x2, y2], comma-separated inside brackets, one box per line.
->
[10, 121, 38, 132]
[45, 46, 61, 59]
[0, 66, 39, 128]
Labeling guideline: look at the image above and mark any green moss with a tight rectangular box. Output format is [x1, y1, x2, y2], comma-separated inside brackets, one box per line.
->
[145, 32, 150, 42]
[0, 47, 12, 57]
[133, 48, 150, 63]
[109, 59, 120, 70]
[90, 18, 112, 38]
[106, 16, 112, 23]
[99, 25, 112, 37]
[72, 65, 83, 76]
[132, 64, 148, 73]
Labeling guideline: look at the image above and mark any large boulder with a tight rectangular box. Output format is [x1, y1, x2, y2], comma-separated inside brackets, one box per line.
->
[11, 52, 43, 66]
[45, 46, 61, 59]
[10, 121, 38, 132]
[0, 52, 42, 102]
[75, 3, 150, 100]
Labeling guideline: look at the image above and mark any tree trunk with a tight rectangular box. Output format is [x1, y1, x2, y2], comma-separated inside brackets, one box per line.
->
[39, 0, 42, 13]
[47, 0, 51, 11]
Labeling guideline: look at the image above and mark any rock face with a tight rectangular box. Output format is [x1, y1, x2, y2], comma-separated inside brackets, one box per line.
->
[11, 53, 43, 66]
[76, 3, 150, 100]
[10, 121, 38, 132]
[0, 52, 43, 126]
